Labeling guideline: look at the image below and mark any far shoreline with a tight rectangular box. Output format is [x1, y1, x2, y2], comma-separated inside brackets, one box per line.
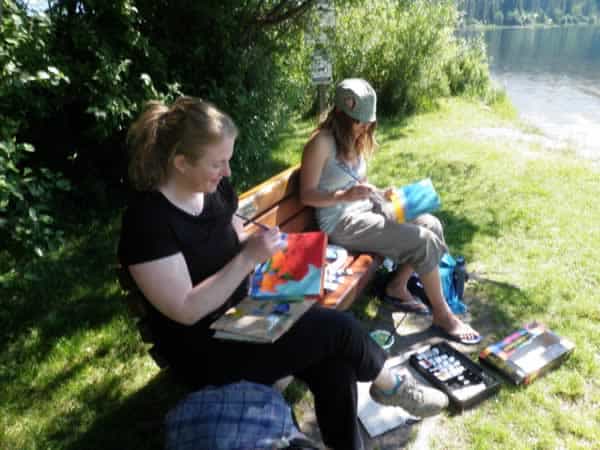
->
[460, 22, 600, 32]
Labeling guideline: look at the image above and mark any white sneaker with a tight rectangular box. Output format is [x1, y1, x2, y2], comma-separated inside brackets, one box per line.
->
[370, 372, 448, 417]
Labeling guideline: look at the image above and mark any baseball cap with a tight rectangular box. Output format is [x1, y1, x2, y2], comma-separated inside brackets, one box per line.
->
[334, 78, 377, 123]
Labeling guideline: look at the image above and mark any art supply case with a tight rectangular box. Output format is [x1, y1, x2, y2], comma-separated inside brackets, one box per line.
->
[478, 322, 575, 385]
[409, 342, 501, 412]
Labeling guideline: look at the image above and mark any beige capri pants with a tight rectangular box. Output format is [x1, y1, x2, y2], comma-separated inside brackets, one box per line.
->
[328, 201, 447, 276]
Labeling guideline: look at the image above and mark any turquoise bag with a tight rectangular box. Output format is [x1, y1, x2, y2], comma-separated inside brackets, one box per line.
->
[408, 253, 468, 314]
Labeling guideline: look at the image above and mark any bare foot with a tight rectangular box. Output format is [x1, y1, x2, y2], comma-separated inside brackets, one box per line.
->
[432, 315, 480, 344]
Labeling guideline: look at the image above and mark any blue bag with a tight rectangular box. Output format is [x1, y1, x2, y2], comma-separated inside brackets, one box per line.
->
[164, 381, 318, 450]
[407, 253, 468, 314]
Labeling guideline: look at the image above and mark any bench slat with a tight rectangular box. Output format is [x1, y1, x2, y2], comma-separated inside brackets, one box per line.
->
[242, 195, 307, 234]
[279, 208, 317, 233]
[238, 165, 300, 220]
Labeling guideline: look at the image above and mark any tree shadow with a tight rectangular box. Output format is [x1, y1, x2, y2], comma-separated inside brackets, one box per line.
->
[1, 212, 126, 363]
[58, 370, 188, 450]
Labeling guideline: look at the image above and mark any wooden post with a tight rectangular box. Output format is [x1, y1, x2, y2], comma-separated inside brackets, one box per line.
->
[317, 84, 328, 123]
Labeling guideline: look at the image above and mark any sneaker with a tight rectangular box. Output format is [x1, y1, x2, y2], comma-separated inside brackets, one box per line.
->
[369, 372, 448, 417]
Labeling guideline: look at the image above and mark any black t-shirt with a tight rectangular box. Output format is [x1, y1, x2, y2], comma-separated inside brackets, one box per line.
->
[118, 178, 248, 359]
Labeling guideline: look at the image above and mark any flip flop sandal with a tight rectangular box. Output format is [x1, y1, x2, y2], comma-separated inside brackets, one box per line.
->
[430, 324, 482, 345]
[380, 293, 431, 315]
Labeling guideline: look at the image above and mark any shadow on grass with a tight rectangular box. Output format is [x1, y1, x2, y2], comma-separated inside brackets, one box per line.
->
[0, 212, 125, 363]
[353, 260, 540, 359]
[60, 370, 188, 450]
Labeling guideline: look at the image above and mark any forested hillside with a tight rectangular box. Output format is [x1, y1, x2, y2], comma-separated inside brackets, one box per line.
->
[458, 0, 600, 25]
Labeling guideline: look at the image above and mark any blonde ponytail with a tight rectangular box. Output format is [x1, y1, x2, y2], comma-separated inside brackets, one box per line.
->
[126, 96, 238, 191]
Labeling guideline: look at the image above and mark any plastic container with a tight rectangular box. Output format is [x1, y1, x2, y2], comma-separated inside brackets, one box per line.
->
[369, 329, 395, 351]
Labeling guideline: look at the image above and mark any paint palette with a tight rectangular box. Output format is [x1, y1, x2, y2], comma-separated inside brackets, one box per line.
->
[409, 342, 501, 412]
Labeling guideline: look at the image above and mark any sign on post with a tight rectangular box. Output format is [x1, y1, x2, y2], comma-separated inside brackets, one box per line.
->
[310, 0, 335, 118]
[311, 52, 332, 85]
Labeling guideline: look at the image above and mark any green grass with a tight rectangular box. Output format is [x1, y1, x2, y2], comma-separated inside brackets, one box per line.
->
[2, 96, 599, 449]
[369, 98, 600, 449]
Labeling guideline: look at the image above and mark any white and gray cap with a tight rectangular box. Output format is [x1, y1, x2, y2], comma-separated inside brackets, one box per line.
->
[334, 78, 377, 123]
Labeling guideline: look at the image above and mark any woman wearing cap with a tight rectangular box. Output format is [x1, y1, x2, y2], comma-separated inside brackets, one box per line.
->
[119, 96, 449, 450]
[300, 78, 480, 345]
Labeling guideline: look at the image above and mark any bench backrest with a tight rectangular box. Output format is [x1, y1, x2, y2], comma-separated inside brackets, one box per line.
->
[237, 164, 316, 235]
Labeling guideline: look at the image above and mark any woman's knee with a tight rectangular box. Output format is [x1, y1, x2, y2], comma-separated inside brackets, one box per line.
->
[414, 213, 444, 240]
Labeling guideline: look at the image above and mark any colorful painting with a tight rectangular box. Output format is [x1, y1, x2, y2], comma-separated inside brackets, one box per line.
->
[249, 232, 327, 300]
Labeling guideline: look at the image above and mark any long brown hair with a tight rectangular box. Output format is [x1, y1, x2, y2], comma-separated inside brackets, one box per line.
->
[307, 107, 377, 161]
[126, 96, 238, 191]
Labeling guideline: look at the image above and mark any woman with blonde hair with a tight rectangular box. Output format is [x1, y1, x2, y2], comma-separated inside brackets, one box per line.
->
[300, 78, 480, 345]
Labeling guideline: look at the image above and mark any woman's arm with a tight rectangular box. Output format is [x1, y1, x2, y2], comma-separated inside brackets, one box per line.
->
[299, 133, 372, 207]
[128, 227, 282, 325]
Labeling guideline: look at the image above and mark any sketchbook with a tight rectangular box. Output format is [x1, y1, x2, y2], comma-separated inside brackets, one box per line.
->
[210, 296, 315, 343]
[248, 232, 327, 300]
[389, 178, 441, 223]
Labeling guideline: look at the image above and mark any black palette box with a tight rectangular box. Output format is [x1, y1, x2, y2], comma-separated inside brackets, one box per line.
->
[409, 342, 501, 412]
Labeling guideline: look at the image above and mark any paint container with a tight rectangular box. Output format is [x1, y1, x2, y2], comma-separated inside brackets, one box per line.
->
[369, 329, 395, 351]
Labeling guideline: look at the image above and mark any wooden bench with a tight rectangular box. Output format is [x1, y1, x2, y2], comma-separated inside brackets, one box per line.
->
[117, 164, 383, 369]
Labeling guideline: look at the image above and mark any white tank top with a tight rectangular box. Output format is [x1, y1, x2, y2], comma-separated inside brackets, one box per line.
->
[315, 141, 372, 233]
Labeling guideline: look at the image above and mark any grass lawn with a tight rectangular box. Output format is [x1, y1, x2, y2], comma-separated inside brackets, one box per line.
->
[1, 97, 599, 450]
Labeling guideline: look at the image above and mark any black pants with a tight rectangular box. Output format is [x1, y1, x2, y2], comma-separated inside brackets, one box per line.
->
[173, 306, 387, 450]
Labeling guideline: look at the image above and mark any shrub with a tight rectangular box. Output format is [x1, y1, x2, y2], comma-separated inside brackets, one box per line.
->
[444, 36, 492, 100]
[0, 1, 71, 260]
[331, 0, 492, 116]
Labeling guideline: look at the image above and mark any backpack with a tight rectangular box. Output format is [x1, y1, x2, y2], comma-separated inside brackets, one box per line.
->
[407, 253, 468, 314]
[164, 381, 319, 450]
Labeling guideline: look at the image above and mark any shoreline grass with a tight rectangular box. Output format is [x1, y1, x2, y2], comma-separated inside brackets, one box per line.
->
[1, 96, 599, 449]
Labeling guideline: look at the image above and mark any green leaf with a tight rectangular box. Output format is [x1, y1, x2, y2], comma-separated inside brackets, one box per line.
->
[36, 70, 51, 80]
[140, 73, 152, 86]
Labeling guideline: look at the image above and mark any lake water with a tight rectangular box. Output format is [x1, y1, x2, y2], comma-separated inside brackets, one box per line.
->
[468, 26, 600, 161]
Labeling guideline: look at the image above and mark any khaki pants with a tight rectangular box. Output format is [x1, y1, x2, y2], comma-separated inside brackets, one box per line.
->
[328, 201, 447, 275]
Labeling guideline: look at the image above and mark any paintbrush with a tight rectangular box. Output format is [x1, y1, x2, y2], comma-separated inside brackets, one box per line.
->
[235, 212, 271, 230]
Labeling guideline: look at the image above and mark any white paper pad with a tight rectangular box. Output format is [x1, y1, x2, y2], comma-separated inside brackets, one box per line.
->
[356, 354, 421, 438]
[357, 381, 415, 437]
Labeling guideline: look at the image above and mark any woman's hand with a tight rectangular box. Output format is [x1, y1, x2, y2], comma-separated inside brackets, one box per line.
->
[338, 184, 374, 202]
[383, 187, 394, 200]
[243, 227, 284, 264]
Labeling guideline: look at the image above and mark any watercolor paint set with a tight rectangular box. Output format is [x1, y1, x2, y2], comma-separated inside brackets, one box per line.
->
[409, 342, 501, 412]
